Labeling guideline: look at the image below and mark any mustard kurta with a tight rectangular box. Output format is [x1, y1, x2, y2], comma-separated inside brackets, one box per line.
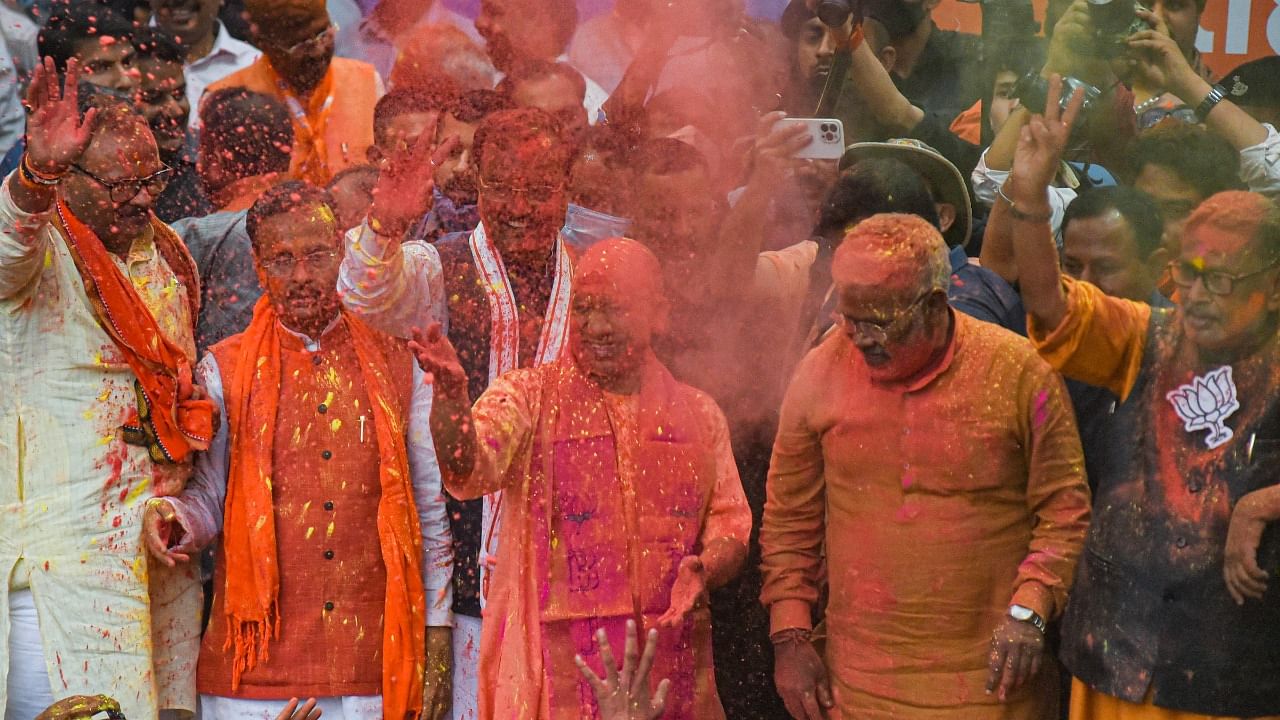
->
[760, 311, 1091, 719]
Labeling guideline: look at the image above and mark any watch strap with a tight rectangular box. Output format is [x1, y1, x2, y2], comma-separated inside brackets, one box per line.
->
[1195, 84, 1227, 123]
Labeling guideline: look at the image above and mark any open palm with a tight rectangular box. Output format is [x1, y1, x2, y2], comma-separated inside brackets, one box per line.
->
[24, 57, 97, 176]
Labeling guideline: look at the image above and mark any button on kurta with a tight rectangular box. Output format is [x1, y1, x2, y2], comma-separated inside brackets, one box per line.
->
[324, 501, 334, 511]
[318, 403, 328, 414]
[312, 354, 323, 366]
[321, 450, 332, 460]
[1175, 537, 1188, 548]
[324, 601, 334, 611]
[324, 550, 334, 559]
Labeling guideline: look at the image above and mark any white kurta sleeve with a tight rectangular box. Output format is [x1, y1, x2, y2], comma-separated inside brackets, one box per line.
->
[338, 219, 448, 338]
[0, 173, 53, 301]
[1240, 123, 1280, 197]
[408, 363, 455, 627]
[166, 352, 230, 553]
[971, 148, 1075, 236]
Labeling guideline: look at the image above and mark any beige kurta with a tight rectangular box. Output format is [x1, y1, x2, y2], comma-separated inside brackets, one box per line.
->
[0, 177, 200, 718]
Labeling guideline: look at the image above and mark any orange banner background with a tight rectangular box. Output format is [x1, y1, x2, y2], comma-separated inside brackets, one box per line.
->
[932, 0, 1278, 76]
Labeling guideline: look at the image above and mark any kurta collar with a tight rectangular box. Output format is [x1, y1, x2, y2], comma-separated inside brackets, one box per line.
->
[277, 313, 343, 352]
[874, 307, 961, 394]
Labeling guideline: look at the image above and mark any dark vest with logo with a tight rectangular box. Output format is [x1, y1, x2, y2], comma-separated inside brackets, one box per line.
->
[1059, 309, 1280, 716]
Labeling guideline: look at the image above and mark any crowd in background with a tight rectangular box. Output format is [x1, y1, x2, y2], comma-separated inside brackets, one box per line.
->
[1, 0, 1280, 718]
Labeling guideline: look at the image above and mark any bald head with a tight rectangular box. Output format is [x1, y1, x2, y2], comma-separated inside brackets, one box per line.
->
[833, 213, 950, 296]
[575, 237, 666, 305]
[570, 238, 668, 393]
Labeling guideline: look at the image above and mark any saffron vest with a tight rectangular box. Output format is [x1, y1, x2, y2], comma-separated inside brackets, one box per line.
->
[1060, 311, 1280, 716]
[528, 359, 724, 720]
[198, 321, 414, 699]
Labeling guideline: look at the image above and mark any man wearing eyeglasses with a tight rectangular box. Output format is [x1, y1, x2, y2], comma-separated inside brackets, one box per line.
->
[0, 60, 212, 719]
[760, 212, 1091, 720]
[1001, 76, 1280, 719]
[144, 181, 455, 720]
[205, 0, 381, 186]
[340, 106, 577, 720]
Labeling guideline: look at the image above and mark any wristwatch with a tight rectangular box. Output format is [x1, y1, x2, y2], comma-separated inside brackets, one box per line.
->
[1009, 604, 1047, 634]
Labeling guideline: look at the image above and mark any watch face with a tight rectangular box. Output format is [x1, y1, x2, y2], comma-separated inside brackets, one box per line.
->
[1010, 606, 1033, 621]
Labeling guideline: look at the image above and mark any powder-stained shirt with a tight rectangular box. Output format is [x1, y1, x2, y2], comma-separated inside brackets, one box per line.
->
[760, 311, 1090, 718]
[0, 177, 200, 718]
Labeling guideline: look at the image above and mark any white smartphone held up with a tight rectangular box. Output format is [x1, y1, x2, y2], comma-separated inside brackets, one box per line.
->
[775, 118, 846, 160]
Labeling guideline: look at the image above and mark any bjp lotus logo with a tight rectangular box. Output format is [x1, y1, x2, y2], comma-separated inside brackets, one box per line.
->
[1165, 365, 1240, 450]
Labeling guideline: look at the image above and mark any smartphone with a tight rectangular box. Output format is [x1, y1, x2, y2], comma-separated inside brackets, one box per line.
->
[775, 118, 846, 160]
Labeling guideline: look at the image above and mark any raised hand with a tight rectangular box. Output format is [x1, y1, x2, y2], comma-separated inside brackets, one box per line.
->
[367, 113, 460, 239]
[409, 323, 468, 403]
[142, 498, 192, 567]
[575, 620, 671, 720]
[748, 112, 814, 186]
[23, 57, 98, 178]
[656, 556, 708, 629]
[1009, 74, 1086, 197]
[35, 695, 121, 720]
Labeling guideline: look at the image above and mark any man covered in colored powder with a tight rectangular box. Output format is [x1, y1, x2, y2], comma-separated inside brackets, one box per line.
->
[340, 106, 579, 720]
[142, 182, 454, 720]
[999, 75, 1280, 720]
[0, 60, 213, 718]
[412, 238, 752, 720]
[760, 213, 1091, 719]
[206, 0, 382, 186]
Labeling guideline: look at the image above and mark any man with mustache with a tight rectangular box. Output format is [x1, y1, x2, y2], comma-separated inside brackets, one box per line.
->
[1002, 77, 1280, 719]
[340, 106, 577, 720]
[144, 181, 455, 720]
[134, 27, 213, 222]
[206, 0, 381, 185]
[761, 213, 1091, 719]
[148, 0, 260, 129]
[0, 59, 212, 719]
[412, 237, 751, 720]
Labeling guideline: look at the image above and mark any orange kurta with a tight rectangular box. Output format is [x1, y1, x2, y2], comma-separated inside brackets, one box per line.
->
[444, 356, 752, 720]
[760, 311, 1091, 719]
[205, 57, 380, 185]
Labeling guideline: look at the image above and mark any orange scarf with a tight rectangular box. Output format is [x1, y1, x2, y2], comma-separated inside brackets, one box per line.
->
[220, 298, 425, 719]
[265, 57, 336, 186]
[54, 199, 213, 465]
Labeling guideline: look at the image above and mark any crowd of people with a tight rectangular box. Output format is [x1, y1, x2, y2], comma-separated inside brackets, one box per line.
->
[0, 0, 1278, 718]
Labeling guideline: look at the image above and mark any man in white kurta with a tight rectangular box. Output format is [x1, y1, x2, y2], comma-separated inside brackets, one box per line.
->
[0, 68, 202, 719]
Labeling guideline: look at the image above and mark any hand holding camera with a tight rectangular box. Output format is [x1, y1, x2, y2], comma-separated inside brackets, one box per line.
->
[1124, 9, 1204, 102]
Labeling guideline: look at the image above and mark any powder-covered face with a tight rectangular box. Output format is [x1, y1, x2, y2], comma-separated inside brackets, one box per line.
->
[476, 132, 570, 248]
[1177, 222, 1280, 359]
[150, 0, 222, 47]
[137, 57, 190, 157]
[62, 113, 166, 248]
[568, 240, 668, 392]
[76, 35, 140, 94]
[253, 202, 344, 336]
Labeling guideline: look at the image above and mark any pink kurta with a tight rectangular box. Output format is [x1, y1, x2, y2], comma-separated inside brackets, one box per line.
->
[444, 356, 751, 720]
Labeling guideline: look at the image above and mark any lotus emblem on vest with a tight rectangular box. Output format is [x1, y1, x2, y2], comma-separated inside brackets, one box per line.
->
[1165, 365, 1241, 449]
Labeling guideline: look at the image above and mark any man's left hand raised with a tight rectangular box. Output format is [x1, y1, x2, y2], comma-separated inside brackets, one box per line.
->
[985, 615, 1045, 702]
